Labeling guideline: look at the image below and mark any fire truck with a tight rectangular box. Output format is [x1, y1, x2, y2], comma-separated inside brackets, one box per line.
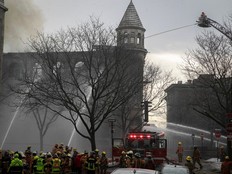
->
[112, 131, 167, 166]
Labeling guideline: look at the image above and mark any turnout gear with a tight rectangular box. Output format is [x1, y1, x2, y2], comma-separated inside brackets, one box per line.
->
[86, 153, 97, 174]
[8, 154, 23, 174]
[221, 156, 232, 174]
[176, 142, 184, 163]
[52, 157, 61, 173]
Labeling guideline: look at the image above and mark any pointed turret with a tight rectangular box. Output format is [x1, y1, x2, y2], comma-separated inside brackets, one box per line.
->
[116, 0, 146, 50]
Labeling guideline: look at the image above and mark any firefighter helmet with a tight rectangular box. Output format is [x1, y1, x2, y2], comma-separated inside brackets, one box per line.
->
[134, 152, 141, 158]
[14, 153, 19, 158]
[186, 156, 191, 161]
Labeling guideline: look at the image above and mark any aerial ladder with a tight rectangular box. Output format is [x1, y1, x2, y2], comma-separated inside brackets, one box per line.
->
[197, 12, 232, 41]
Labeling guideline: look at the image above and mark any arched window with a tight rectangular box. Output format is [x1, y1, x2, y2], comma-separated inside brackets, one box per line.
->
[74, 61, 84, 72]
[137, 33, 141, 44]
[124, 32, 128, 43]
[130, 32, 135, 43]
[33, 62, 42, 82]
[53, 61, 64, 75]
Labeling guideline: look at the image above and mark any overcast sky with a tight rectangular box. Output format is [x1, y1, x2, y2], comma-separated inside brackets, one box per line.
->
[4, 0, 232, 81]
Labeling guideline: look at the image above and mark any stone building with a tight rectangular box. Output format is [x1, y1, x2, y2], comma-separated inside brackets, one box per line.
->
[165, 74, 227, 148]
[0, 0, 7, 85]
[0, 0, 147, 152]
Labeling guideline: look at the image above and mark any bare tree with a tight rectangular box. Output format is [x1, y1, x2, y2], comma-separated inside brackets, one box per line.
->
[115, 59, 175, 142]
[143, 60, 175, 113]
[181, 31, 232, 127]
[180, 17, 232, 155]
[30, 106, 59, 151]
[12, 18, 144, 150]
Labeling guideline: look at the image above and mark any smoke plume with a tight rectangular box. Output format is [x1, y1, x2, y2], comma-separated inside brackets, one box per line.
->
[4, 0, 44, 52]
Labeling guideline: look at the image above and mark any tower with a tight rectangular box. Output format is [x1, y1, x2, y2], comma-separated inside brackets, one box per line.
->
[116, 0, 147, 130]
[0, 0, 7, 87]
[116, 0, 146, 53]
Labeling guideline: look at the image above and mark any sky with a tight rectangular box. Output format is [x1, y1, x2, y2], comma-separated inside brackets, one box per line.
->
[4, 0, 232, 81]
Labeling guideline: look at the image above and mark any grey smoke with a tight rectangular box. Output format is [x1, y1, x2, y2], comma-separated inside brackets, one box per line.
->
[4, 0, 44, 52]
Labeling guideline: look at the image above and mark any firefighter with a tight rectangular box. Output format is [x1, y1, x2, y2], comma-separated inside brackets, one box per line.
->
[220, 146, 227, 162]
[85, 151, 97, 174]
[8, 153, 23, 174]
[52, 144, 59, 156]
[176, 142, 184, 163]
[2, 150, 11, 174]
[119, 151, 127, 168]
[75, 153, 85, 174]
[63, 153, 72, 174]
[72, 148, 78, 173]
[192, 146, 203, 169]
[81, 151, 88, 174]
[0, 149, 2, 173]
[185, 156, 195, 174]
[99, 151, 108, 174]
[126, 150, 134, 168]
[44, 152, 53, 174]
[144, 155, 155, 170]
[24, 148, 32, 174]
[35, 153, 45, 174]
[32, 151, 39, 173]
[95, 149, 100, 174]
[51, 154, 61, 173]
[221, 156, 232, 174]
[134, 152, 144, 168]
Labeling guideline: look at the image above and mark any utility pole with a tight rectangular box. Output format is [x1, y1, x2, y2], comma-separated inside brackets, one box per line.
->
[108, 118, 116, 164]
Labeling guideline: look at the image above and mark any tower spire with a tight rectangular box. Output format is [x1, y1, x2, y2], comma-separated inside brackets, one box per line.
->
[116, 0, 146, 51]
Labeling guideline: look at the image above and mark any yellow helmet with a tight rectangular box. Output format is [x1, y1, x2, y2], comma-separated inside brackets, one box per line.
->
[102, 151, 106, 155]
[186, 156, 191, 161]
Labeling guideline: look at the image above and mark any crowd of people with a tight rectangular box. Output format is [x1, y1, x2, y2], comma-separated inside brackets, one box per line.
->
[118, 150, 155, 170]
[0, 143, 108, 174]
[176, 142, 232, 174]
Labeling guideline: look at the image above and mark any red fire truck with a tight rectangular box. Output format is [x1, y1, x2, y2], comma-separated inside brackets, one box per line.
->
[112, 131, 167, 166]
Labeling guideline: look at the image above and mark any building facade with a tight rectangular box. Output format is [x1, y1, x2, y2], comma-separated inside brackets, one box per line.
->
[0, 0, 7, 86]
[0, 1, 147, 152]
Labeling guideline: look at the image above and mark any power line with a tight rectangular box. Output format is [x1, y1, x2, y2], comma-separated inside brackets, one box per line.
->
[145, 23, 197, 39]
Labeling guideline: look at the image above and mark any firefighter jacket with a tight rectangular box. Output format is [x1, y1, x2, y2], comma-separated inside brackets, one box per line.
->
[176, 146, 184, 154]
[125, 156, 134, 168]
[221, 160, 232, 174]
[86, 156, 97, 171]
[8, 157, 23, 173]
[51, 157, 61, 172]
[185, 161, 195, 174]
[119, 155, 127, 168]
[35, 157, 45, 173]
[134, 158, 145, 168]
[99, 156, 108, 169]
[144, 158, 155, 170]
